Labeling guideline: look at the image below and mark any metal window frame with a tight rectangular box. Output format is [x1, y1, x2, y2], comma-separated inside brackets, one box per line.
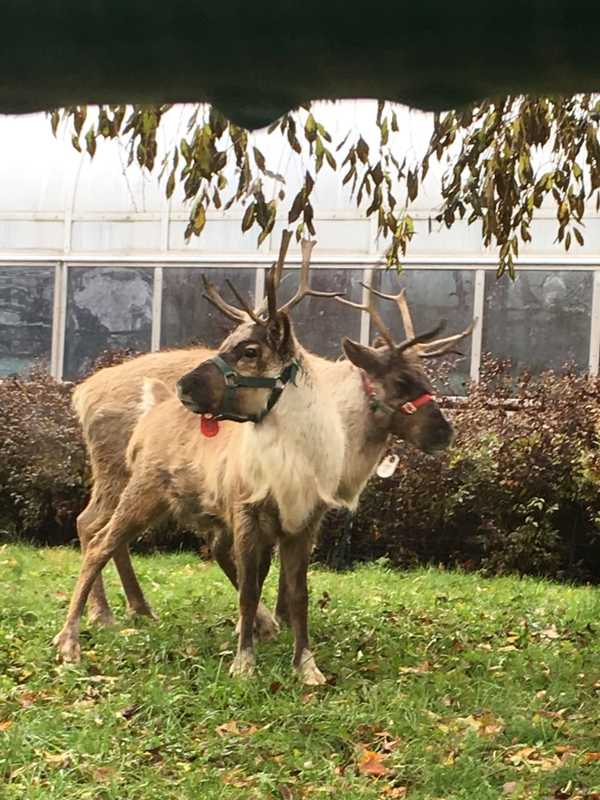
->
[0, 254, 598, 381]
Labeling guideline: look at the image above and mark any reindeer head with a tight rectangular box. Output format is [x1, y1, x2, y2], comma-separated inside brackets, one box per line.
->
[338, 281, 474, 454]
[176, 232, 342, 424]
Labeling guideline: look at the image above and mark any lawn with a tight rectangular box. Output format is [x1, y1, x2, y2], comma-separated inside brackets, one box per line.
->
[0, 544, 599, 800]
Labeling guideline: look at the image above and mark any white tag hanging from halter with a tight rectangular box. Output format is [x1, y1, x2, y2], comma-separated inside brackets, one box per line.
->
[376, 453, 400, 479]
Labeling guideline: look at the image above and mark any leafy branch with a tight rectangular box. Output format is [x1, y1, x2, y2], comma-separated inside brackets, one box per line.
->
[52, 95, 600, 275]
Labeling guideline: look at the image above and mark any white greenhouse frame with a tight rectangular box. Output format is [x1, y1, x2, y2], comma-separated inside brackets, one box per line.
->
[2, 252, 600, 383]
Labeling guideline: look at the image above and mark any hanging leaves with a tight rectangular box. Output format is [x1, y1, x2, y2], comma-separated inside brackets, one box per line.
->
[54, 95, 600, 273]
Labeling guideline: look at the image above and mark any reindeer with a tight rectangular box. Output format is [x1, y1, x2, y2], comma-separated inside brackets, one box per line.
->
[168, 270, 472, 677]
[233, 270, 475, 627]
[54, 234, 349, 683]
[69, 233, 332, 637]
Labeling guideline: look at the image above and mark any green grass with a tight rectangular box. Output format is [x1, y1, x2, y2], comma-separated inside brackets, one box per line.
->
[0, 544, 599, 800]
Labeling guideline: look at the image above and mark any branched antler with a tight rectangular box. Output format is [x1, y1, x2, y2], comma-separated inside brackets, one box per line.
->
[207, 230, 343, 325]
[338, 274, 475, 357]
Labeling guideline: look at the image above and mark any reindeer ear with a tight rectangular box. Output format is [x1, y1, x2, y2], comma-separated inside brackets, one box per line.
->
[341, 338, 384, 375]
[267, 311, 293, 355]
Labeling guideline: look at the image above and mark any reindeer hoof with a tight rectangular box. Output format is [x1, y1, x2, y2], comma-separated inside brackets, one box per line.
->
[234, 603, 280, 641]
[295, 650, 326, 685]
[254, 606, 280, 641]
[53, 630, 81, 663]
[88, 607, 115, 627]
[126, 603, 158, 621]
[230, 650, 256, 678]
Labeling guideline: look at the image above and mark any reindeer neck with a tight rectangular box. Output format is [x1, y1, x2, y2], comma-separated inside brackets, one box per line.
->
[237, 350, 346, 533]
[314, 358, 391, 508]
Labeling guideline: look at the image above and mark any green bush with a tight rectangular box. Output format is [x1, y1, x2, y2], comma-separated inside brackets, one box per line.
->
[1, 356, 600, 581]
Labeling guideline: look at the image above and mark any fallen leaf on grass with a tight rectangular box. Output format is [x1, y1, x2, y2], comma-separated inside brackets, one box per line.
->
[43, 751, 70, 767]
[91, 766, 117, 783]
[0, 720, 13, 732]
[457, 712, 505, 737]
[505, 746, 561, 771]
[215, 720, 259, 737]
[18, 690, 49, 707]
[540, 625, 561, 640]
[442, 749, 458, 766]
[398, 661, 433, 675]
[358, 749, 392, 777]
[120, 704, 142, 720]
[380, 787, 408, 798]
[582, 752, 600, 763]
[374, 730, 403, 754]
[503, 782, 518, 795]
[221, 768, 255, 789]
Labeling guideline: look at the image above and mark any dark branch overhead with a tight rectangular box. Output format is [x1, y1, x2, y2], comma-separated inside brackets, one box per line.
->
[1, 1, 599, 129]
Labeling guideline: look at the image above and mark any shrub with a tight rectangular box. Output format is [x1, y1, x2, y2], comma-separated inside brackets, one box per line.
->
[0, 368, 87, 544]
[1, 356, 600, 581]
[0, 351, 200, 550]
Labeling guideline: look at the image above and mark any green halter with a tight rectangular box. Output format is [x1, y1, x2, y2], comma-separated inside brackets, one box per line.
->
[208, 355, 300, 424]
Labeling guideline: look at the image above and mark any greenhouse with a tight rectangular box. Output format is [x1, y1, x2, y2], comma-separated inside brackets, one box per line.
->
[1, 105, 599, 389]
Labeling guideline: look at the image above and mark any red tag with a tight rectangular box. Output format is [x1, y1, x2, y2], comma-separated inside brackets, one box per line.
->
[200, 415, 220, 437]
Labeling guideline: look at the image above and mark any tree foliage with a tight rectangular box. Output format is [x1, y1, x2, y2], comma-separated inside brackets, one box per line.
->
[53, 95, 600, 275]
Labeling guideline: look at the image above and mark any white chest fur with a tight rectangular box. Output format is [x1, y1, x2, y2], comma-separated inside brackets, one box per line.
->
[238, 366, 345, 534]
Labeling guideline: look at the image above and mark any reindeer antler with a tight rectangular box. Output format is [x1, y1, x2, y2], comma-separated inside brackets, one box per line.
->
[208, 229, 335, 325]
[201, 275, 248, 323]
[335, 281, 396, 348]
[417, 320, 476, 358]
[338, 274, 475, 357]
[368, 285, 415, 339]
[277, 239, 345, 312]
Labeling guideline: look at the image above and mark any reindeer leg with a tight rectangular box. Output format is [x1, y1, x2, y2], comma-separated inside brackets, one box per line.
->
[113, 548, 157, 620]
[54, 482, 165, 663]
[78, 489, 156, 623]
[275, 562, 290, 627]
[230, 513, 263, 678]
[213, 526, 279, 641]
[76, 497, 115, 626]
[254, 543, 280, 640]
[279, 529, 325, 686]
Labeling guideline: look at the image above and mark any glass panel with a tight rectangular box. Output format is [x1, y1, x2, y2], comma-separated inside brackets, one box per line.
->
[64, 267, 153, 380]
[375, 269, 475, 395]
[270, 269, 363, 358]
[275, 268, 364, 358]
[0, 267, 54, 376]
[161, 267, 256, 348]
[482, 270, 592, 375]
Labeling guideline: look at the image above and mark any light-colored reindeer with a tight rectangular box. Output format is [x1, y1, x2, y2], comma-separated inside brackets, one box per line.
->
[55, 233, 348, 683]
[69, 232, 328, 637]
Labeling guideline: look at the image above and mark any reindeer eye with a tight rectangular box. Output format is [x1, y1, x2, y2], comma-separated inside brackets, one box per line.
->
[244, 345, 259, 359]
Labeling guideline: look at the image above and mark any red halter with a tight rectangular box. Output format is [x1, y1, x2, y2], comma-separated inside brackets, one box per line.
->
[360, 370, 433, 416]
